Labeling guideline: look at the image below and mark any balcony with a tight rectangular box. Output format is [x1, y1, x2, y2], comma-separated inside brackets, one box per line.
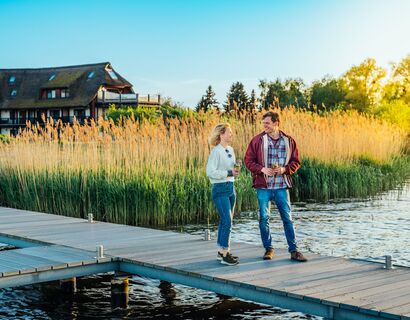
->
[97, 91, 161, 105]
[138, 94, 162, 105]
[97, 91, 138, 104]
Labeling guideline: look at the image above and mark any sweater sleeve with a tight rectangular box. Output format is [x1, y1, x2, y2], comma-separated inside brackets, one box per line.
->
[206, 149, 229, 180]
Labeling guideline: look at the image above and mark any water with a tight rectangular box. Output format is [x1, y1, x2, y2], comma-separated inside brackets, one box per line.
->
[0, 184, 409, 319]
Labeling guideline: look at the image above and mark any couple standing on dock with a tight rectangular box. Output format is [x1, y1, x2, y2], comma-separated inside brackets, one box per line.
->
[206, 111, 308, 266]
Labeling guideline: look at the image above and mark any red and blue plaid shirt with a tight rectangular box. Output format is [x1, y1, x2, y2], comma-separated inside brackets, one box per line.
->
[266, 133, 287, 189]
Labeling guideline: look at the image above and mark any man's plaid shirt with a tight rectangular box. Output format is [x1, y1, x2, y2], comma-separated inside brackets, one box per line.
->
[266, 133, 287, 189]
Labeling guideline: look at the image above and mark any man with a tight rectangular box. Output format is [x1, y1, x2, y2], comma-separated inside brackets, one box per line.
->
[244, 111, 307, 262]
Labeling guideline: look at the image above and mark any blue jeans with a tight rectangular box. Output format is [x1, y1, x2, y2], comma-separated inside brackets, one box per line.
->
[256, 188, 297, 252]
[212, 182, 236, 250]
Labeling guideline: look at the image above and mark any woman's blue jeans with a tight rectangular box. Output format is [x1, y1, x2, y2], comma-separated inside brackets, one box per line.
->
[256, 188, 298, 252]
[212, 182, 236, 250]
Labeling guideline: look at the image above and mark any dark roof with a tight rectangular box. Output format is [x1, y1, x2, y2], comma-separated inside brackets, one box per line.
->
[0, 62, 133, 109]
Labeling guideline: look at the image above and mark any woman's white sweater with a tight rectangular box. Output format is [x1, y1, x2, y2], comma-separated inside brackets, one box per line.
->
[206, 144, 236, 184]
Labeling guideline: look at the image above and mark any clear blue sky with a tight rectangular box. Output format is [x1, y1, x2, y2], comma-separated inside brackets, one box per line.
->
[1, 0, 410, 107]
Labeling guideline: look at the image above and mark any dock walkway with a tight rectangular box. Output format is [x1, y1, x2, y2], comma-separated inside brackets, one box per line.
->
[0, 207, 409, 320]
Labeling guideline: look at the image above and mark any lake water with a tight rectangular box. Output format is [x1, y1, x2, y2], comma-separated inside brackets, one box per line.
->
[0, 183, 409, 319]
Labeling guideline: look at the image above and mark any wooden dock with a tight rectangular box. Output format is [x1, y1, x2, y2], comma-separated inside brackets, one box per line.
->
[0, 206, 409, 320]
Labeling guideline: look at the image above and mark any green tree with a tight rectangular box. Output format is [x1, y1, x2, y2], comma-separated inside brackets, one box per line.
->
[377, 54, 410, 130]
[224, 82, 249, 114]
[383, 54, 410, 104]
[283, 78, 307, 108]
[259, 78, 306, 109]
[342, 58, 386, 113]
[248, 89, 258, 112]
[260, 79, 283, 109]
[196, 85, 219, 112]
[309, 76, 347, 111]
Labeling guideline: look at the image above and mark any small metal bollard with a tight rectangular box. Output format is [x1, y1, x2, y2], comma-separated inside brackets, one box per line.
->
[96, 245, 104, 258]
[204, 229, 211, 241]
[384, 255, 393, 269]
[88, 213, 94, 223]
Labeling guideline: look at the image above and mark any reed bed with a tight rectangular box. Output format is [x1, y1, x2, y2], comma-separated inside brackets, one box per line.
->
[0, 109, 408, 226]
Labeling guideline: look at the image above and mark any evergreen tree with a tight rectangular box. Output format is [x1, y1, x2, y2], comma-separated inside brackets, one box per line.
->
[224, 82, 249, 114]
[248, 89, 258, 112]
[196, 85, 219, 112]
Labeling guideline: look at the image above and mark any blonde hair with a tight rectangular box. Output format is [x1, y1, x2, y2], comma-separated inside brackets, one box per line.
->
[208, 123, 230, 146]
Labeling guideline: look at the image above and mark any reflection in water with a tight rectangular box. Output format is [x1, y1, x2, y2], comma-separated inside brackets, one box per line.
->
[0, 183, 408, 319]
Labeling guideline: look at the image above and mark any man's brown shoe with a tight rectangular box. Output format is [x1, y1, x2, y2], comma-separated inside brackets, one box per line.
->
[291, 251, 308, 262]
[263, 248, 275, 260]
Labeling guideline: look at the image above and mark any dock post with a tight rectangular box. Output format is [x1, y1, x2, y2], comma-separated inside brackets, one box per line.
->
[60, 277, 77, 294]
[385, 255, 393, 269]
[111, 274, 129, 309]
[159, 280, 176, 304]
[204, 219, 211, 241]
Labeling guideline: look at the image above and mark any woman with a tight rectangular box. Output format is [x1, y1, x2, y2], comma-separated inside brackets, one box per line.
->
[206, 123, 240, 266]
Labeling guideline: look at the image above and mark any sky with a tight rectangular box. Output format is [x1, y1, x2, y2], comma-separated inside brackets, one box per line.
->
[1, 0, 410, 107]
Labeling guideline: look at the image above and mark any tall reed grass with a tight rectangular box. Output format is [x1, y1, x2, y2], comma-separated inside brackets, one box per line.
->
[0, 108, 408, 226]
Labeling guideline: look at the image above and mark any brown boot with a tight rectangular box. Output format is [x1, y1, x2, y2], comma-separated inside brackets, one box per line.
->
[263, 248, 275, 260]
[290, 251, 308, 262]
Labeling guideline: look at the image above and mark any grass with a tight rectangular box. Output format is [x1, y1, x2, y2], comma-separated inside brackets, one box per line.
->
[0, 108, 408, 226]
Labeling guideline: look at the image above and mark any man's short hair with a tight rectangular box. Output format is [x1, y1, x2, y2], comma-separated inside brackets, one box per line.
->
[262, 111, 280, 123]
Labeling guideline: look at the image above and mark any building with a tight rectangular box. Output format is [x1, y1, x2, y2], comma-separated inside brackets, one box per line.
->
[0, 62, 160, 135]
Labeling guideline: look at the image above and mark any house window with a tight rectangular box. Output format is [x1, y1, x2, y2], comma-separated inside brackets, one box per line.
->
[74, 109, 85, 118]
[88, 71, 95, 79]
[8, 76, 16, 84]
[107, 70, 118, 80]
[50, 110, 60, 119]
[49, 74, 56, 81]
[11, 89, 17, 97]
[47, 90, 56, 99]
[42, 88, 69, 99]
[61, 88, 70, 98]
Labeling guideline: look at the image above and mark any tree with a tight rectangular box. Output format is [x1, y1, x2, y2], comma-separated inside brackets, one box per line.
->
[383, 54, 410, 104]
[282, 78, 307, 108]
[224, 82, 249, 114]
[377, 54, 410, 130]
[259, 78, 307, 109]
[341, 58, 386, 113]
[260, 79, 283, 110]
[196, 85, 219, 112]
[248, 89, 258, 112]
[309, 76, 347, 111]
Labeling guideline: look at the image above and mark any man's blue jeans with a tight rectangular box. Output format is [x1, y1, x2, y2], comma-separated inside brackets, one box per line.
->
[256, 188, 297, 252]
[212, 182, 236, 250]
